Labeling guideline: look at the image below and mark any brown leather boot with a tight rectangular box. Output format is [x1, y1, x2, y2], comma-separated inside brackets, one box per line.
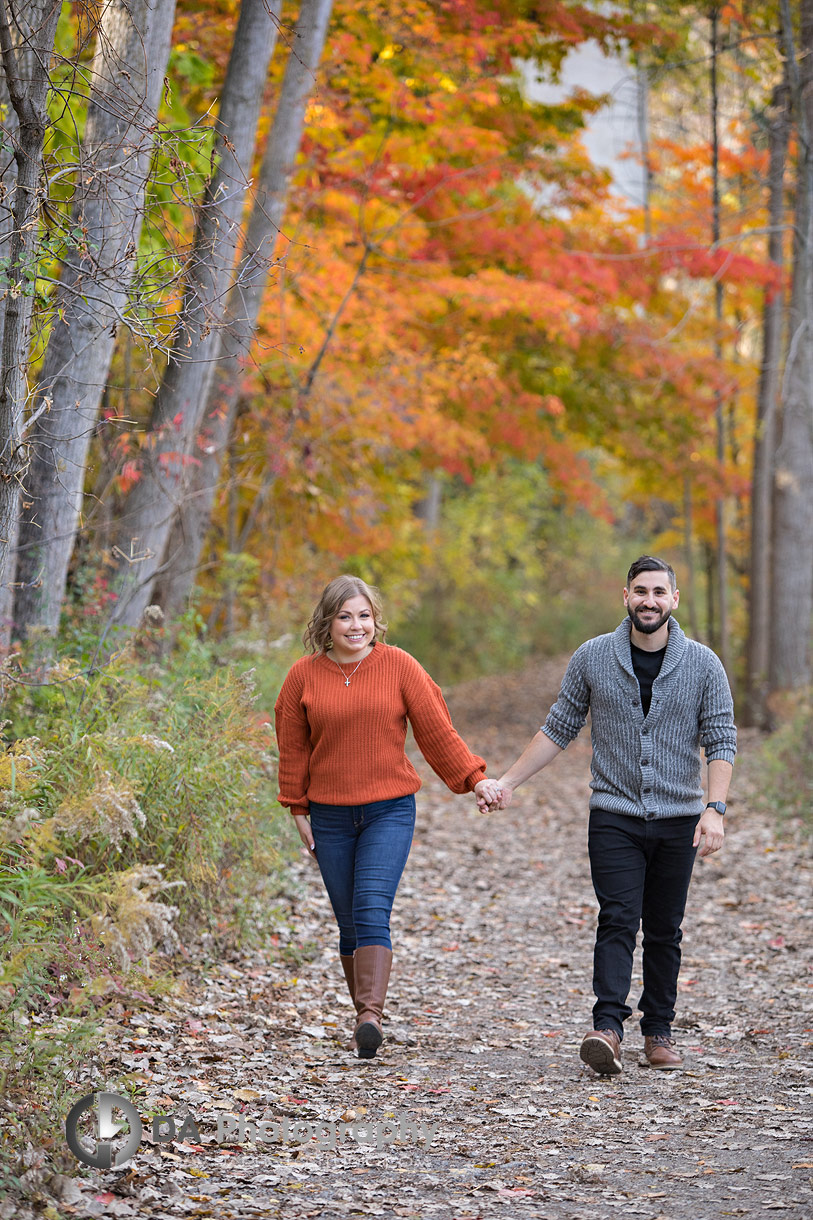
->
[340, 954, 359, 1050]
[643, 1034, 683, 1070]
[352, 945, 392, 1059]
[340, 954, 356, 1003]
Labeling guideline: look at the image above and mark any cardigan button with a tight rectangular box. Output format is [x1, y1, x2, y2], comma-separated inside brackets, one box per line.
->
[641, 759, 650, 766]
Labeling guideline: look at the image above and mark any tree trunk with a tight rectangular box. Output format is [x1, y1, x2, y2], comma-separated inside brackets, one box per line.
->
[0, 0, 61, 642]
[771, 0, 813, 699]
[681, 475, 701, 640]
[635, 51, 652, 246]
[743, 82, 790, 726]
[12, 0, 176, 640]
[710, 6, 730, 680]
[151, 0, 334, 621]
[109, 0, 281, 630]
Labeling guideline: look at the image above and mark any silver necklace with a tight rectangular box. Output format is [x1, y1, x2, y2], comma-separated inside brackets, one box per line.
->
[329, 651, 368, 686]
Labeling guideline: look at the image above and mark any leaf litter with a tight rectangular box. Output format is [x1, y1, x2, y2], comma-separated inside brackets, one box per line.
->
[19, 659, 813, 1220]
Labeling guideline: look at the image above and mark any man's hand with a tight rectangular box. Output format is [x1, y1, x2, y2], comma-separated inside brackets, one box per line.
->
[693, 809, 725, 857]
[493, 780, 513, 810]
[475, 779, 504, 812]
[293, 812, 316, 858]
[475, 778, 514, 812]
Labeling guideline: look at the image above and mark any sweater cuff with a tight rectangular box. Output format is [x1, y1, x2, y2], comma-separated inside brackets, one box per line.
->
[541, 723, 571, 751]
[288, 802, 310, 817]
[465, 767, 487, 792]
[704, 749, 736, 765]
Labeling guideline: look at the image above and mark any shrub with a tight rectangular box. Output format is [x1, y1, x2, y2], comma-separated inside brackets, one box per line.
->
[754, 697, 813, 831]
[0, 618, 295, 1187]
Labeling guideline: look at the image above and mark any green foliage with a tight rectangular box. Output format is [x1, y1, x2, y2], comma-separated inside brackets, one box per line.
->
[4, 623, 287, 920]
[391, 463, 628, 683]
[754, 700, 813, 830]
[0, 618, 295, 1182]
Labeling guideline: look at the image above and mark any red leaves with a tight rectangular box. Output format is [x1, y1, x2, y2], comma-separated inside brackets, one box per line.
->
[157, 451, 201, 471]
[116, 460, 141, 495]
[653, 230, 783, 292]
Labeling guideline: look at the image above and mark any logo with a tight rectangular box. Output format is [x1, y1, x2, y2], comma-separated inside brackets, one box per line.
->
[65, 1094, 436, 1167]
[65, 1092, 142, 1169]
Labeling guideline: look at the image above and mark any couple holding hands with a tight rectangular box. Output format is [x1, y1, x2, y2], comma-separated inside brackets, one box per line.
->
[274, 560, 735, 1074]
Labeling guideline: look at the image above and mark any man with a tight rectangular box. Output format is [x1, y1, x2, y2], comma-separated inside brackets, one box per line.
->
[481, 556, 736, 1074]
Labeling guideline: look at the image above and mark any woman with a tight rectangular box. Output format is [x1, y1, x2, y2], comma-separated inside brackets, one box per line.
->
[274, 575, 501, 1058]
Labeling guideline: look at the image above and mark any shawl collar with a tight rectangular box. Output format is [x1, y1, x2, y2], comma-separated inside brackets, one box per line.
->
[612, 616, 687, 678]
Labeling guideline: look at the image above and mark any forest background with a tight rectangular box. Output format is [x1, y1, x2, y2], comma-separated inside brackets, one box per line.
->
[0, 0, 811, 1200]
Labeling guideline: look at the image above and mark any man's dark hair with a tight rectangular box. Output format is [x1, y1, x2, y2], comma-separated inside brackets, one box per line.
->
[626, 555, 677, 591]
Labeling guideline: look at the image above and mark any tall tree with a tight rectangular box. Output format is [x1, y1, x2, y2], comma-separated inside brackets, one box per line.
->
[745, 80, 789, 726]
[0, 0, 61, 637]
[108, 0, 281, 630]
[152, 0, 335, 619]
[13, 0, 177, 640]
[770, 0, 813, 699]
[709, 4, 729, 675]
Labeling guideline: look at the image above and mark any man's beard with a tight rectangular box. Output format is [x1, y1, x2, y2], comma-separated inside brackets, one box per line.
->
[628, 605, 672, 635]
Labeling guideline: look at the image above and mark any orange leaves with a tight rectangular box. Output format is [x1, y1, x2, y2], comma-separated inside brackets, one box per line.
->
[179, 0, 777, 627]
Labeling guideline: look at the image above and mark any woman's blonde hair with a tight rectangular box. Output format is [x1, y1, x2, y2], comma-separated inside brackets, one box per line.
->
[303, 575, 387, 654]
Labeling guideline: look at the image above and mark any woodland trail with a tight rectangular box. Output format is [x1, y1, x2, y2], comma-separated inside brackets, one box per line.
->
[35, 659, 813, 1220]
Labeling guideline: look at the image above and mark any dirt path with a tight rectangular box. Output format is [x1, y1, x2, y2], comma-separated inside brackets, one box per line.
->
[38, 661, 813, 1220]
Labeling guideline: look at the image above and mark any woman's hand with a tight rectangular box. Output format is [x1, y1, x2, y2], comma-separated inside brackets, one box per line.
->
[474, 778, 504, 813]
[293, 813, 316, 858]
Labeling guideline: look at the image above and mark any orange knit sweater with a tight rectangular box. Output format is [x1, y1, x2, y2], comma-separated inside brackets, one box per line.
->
[274, 643, 486, 814]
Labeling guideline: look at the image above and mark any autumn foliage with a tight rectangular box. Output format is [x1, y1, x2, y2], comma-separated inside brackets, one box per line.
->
[122, 0, 774, 654]
[0, 0, 793, 675]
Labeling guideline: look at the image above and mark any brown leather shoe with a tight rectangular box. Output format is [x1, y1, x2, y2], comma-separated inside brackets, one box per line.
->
[643, 1034, 683, 1070]
[579, 1028, 623, 1075]
[353, 945, 392, 1059]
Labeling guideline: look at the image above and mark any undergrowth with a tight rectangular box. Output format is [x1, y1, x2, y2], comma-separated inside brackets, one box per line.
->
[0, 614, 297, 1192]
[755, 696, 813, 832]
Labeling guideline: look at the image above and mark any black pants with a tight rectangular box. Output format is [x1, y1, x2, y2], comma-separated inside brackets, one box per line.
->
[587, 809, 700, 1039]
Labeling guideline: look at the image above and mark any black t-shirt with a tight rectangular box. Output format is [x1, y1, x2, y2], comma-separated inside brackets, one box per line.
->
[630, 643, 667, 717]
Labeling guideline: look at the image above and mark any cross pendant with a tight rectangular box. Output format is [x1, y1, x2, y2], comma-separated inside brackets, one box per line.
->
[344, 678, 350, 687]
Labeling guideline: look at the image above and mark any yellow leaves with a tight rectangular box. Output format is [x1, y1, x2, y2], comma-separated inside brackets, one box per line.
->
[438, 75, 457, 94]
[0, 738, 41, 794]
[378, 43, 402, 61]
[304, 101, 340, 130]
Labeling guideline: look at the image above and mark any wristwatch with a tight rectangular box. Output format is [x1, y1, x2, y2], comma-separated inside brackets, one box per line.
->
[705, 801, 726, 815]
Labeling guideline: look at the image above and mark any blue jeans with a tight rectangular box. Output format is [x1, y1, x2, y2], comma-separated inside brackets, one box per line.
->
[308, 795, 416, 955]
[588, 809, 700, 1039]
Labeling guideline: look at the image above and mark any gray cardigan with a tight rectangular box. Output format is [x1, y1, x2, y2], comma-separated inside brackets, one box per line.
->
[542, 618, 736, 819]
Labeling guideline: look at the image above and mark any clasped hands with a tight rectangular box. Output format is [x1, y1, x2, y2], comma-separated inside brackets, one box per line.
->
[474, 778, 511, 813]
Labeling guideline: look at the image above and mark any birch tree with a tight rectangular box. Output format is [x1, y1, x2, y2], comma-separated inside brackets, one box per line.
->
[0, 0, 60, 635]
[12, 0, 177, 639]
[108, 0, 281, 631]
[151, 0, 334, 621]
